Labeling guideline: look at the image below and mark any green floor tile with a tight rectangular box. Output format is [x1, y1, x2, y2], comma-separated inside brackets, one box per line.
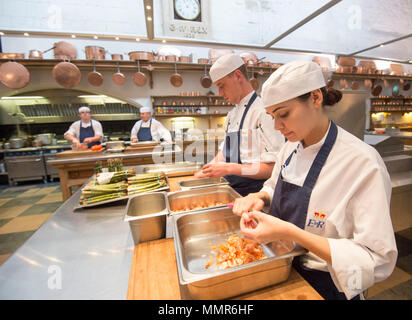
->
[18, 202, 63, 216]
[0, 231, 36, 255]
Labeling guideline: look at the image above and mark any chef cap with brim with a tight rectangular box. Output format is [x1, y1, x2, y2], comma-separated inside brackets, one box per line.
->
[209, 53, 245, 82]
[140, 106, 151, 113]
[261, 61, 326, 108]
[78, 106, 90, 113]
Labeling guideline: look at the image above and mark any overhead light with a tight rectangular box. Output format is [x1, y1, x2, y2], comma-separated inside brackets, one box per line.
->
[146, 5, 152, 10]
[0, 32, 4, 36]
[1, 96, 43, 100]
[115, 36, 119, 40]
[136, 38, 140, 42]
[93, 35, 98, 39]
[409, 60, 412, 63]
[147, 16, 152, 21]
[380, 44, 384, 47]
[78, 95, 107, 98]
[162, 39, 166, 43]
[24, 32, 29, 36]
[71, 34, 76, 38]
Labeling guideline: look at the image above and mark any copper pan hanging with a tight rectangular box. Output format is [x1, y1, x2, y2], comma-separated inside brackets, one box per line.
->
[372, 82, 382, 96]
[0, 61, 30, 89]
[52, 60, 81, 88]
[87, 61, 104, 86]
[112, 62, 126, 85]
[200, 64, 212, 88]
[170, 63, 183, 87]
[403, 82, 411, 91]
[133, 60, 147, 87]
[249, 67, 259, 91]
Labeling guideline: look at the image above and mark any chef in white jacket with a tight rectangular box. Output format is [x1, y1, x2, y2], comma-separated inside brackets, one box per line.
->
[194, 53, 285, 196]
[130, 106, 172, 143]
[233, 61, 397, 300]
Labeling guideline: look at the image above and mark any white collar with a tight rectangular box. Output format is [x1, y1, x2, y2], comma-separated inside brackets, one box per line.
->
[237, 91, 255, 109]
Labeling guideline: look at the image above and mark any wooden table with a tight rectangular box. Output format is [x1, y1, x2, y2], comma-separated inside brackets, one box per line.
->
[126, 175, 323, 300]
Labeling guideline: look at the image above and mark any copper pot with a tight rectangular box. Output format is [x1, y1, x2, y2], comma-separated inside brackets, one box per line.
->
[372, 84, 382, 96]
[0, 61, 30, 89]
[200, 64, 212, 88]
[85, 46, 106, 60]
[166, 55, 177, 62]
[337, 56, 356, 67]
[179, 56, 190, 63]
[112, 62, 126, 86]
[53, 41, 77, 60]
[239, 51, 258, 66]
[198, 58, 209, 64]
[249, 67, 259, 91]
[52, 61, 81, 88]
[29, 50, 43, 59]
[111, 54, 123, 61]
[258, 61, 272, 68]
[133, 60, 147, 87]
[128, 51, 154, 61]
[0, 53, 25, 59]
[170, 63, 183, 87]
[87, 61, 104, 86]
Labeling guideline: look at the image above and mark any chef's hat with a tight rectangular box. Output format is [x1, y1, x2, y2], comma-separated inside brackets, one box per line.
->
[261, 61, 326, 108]
[140, 106, 152, 113]
[78, 106, 90, 113]
[209, 53, 245, 82]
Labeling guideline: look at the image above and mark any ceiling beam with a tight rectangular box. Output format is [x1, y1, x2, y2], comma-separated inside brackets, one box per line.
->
[349, 33, 412, 56]
[144, 0, 154, 40]
[263, 0, 342, 49]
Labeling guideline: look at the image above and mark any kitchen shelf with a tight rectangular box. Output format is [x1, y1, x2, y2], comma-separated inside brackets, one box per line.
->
[3, 59, 411, 81]
[370, 96, 412, 112]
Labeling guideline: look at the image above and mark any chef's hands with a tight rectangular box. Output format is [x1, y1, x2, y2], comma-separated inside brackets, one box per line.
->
[240, 211, 294, 244]
[194, 170, 209, 179]
[132, 138, 138, 143]
[83, 137, 94, 144]
[199, 163, 232, 178]
[232, 194, 264, 216]
[71, 138, 81, 148]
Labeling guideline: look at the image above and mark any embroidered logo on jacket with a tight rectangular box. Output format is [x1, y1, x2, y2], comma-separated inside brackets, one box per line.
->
[307, 211, 326, 229]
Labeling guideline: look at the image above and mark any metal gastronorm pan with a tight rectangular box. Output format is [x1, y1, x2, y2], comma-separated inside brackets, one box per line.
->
[173, 207, 307, 299]
[136, 161, 202, 177]
[176, 177, 229, 190]
[124, 191, 169, 245]
[167, 185, 240, 215]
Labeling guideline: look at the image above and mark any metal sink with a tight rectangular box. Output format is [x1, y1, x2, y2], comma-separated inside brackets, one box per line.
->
[173, 208, 307, 299]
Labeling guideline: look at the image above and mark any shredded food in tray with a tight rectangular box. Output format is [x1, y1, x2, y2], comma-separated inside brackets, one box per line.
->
[173, 200, 227, 212]
[205, 234, 266, 270]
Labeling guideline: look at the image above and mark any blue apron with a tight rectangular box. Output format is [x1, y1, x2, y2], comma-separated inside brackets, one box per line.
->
[79, 120, 100, 148]
[137, 119, 153, 141]
[222, 92, 266, 197]
[269, 121, 359, 300]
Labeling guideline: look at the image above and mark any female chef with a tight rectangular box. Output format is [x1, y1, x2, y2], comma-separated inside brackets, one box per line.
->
[233, 61, 397, 300]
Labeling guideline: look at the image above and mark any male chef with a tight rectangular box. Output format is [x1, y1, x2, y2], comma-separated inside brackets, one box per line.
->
[64, 106, 103, 148]
[194, 53, 285, 196]
[130, 106, 172, 143]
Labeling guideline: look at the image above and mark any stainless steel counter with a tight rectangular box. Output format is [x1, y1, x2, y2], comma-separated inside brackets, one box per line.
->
[0, 186, 134, 299]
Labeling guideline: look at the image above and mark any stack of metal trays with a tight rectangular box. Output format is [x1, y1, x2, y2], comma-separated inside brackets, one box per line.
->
[176, 177, 229, 190]
[173, 207, 307, 299]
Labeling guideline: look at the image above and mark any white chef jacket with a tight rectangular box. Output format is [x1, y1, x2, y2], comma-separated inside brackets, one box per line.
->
[219, 91, 285, 163]
[261, 123, 397, 299]
[130, 118, 172, 142]
[64, 120, 103, 141]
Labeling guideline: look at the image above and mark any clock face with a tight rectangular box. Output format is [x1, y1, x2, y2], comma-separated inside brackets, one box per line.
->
[174, 0, 201, 21]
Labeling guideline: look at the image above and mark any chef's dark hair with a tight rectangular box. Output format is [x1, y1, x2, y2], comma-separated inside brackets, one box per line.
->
[227, 64, 249, 81]
[298, 87, 342, 106]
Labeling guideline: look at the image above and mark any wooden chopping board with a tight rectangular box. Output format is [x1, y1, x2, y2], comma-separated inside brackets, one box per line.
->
[124, 146, 156, 153]
[56, 149, 104, 158]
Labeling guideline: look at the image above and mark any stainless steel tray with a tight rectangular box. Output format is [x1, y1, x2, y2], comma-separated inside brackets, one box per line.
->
[173, 208, 306, 299]
[74, 175, 169, 210]
[135, 161, 202, 177]
[177, 177, 229, 191]
[167, 185, 240, 215]
[124, 192, 169, 245]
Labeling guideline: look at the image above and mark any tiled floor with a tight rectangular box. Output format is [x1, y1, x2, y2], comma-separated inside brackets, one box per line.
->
[0, 181, 411, 299]
[0, 182, 63, 266]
